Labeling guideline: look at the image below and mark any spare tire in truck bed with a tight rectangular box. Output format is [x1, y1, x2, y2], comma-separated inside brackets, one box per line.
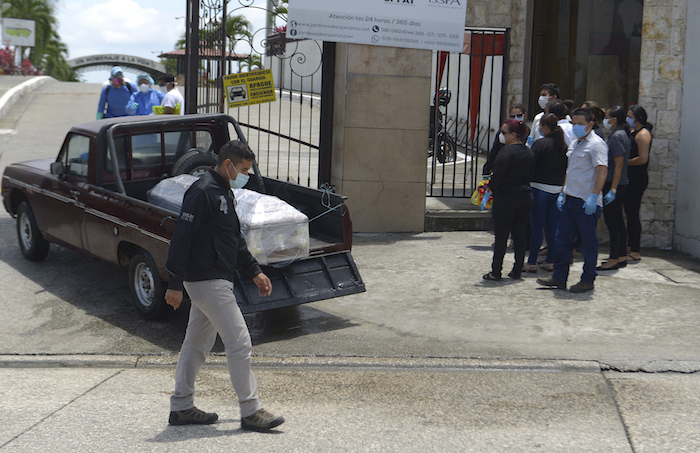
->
[171, 148, 218, 177]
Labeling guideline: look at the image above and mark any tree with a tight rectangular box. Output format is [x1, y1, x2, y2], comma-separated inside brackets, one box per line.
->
[42, 31, 78, 82]
[225, 15, 253, 73]
[239, 54, 262, 73]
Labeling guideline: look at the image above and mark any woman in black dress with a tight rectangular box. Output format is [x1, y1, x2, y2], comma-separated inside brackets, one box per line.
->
[484, 120, 535, 281]
[623, 105, 653, 261]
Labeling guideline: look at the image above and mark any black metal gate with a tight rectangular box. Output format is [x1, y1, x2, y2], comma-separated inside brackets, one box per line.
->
[185, 0, 330, 189]
[428, 28, 509, 198]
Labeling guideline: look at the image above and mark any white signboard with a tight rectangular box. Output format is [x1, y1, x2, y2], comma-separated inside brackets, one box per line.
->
[287, 0, 467, 52]
[2, 18, 36, 47]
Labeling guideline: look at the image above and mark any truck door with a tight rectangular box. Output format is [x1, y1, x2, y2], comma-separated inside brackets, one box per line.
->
[41, 134, 89, 250]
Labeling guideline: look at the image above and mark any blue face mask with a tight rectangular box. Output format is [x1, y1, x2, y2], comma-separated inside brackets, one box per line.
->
[626, 117, 636, 128]
[572, 124, 588, 139]
[227, 165, 249, 189]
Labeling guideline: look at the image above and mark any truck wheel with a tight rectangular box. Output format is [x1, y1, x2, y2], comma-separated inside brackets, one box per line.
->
[171, 148, 218, 177]
[128, 250, 169, 320]
[16, 201, 50, 261]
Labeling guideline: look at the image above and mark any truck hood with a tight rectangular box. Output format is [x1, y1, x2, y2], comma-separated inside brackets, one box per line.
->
[12, 158, 55, 172]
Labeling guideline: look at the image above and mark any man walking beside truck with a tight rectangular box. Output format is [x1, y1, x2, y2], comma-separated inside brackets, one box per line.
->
[165, 140, 285, 431]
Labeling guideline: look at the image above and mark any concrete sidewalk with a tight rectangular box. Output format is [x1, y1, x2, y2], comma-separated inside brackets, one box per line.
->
[1, 355, 699, 452]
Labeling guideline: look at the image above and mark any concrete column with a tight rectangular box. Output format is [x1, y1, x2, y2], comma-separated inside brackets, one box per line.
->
[331, 43, 431, 233]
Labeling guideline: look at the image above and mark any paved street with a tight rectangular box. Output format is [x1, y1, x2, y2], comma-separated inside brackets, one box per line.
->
[1, 76, 700, 452]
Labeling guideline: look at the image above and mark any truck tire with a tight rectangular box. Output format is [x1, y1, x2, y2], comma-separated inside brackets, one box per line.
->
[171, 148, 218, 177]
[128, 250, 170, 320]
[16, 201, 50, 261]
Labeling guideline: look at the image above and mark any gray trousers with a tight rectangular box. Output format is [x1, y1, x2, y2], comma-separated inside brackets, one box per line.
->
[170, 279, 262, 417]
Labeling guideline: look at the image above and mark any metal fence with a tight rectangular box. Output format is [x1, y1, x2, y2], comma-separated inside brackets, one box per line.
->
[428, 28, 509, 198]
[185, 0, 330, 189]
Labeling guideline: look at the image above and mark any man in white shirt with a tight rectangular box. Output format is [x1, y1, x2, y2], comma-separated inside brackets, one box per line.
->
[528, 83, 561, 145]
[158, 73, 185, 115]
[537, 107, 608, 293]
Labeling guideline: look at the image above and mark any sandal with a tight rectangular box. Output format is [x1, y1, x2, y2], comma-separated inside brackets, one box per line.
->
[483, 272, 502, 281]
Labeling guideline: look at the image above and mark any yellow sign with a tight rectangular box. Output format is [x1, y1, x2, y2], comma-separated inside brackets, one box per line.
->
[223, 69, 276, 108]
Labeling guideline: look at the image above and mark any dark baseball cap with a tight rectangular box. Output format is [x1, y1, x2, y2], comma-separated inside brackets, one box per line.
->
[160, 73, 175, 83]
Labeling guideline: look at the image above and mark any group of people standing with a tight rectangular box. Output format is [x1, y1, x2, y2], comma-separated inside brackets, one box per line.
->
[96, 66, 184, 119]
[483, 83, 652, 293]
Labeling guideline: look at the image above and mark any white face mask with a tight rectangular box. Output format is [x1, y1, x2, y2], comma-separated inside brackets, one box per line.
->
[498, 132, 507, 144]
[159, 85, 168, 94]
[139, 83, 150, 94]
[538, 95, 551, 110]
[226, 165, 250, 189]
[603, 118, 614, 131]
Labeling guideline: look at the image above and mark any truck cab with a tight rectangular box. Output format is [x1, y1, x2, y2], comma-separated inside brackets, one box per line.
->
[2, 114, 364, 319]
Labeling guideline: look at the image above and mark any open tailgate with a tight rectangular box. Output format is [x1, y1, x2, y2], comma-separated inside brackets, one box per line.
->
[232, 251, 365, 313]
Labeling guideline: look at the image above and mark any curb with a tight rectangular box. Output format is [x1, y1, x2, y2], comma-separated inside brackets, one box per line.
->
[0, 76, 52, 120]
[0, 354, 602, 373]
[425, 209, 493, 231]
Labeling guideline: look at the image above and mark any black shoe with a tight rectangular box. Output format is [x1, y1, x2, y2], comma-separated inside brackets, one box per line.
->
[536, 276, 566, 289]
[570, 281, 594, 293]
[596, 260, 627, 271]
[241, 409, 285, 431]
[169, 407, 218, 425]
[508, 270, 522, 280]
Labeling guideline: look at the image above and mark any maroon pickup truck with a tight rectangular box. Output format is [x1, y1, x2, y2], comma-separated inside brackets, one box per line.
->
[2, 113, 364, 319]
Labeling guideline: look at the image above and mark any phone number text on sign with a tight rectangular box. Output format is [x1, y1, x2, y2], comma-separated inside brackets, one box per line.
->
[287, 0, 467, 52]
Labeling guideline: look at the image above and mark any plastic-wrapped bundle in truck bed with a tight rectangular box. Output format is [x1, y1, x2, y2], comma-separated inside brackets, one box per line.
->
[147, 175, 310, 266]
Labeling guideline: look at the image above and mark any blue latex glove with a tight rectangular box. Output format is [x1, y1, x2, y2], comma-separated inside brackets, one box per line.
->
[526, 136, 534, 147]
[96, 112, 104, 120]
[129, 102, 138, 112]
[583, 193, 598, 215]
[556, 193, 565, 211]
[481, 192, 491, 211]
[604, 190, 616, 205]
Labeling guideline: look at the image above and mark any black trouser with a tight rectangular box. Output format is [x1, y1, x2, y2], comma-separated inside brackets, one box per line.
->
[602, 182, 628, 260]
[491, 191, 533, 278]
[622, 170, 648, 253]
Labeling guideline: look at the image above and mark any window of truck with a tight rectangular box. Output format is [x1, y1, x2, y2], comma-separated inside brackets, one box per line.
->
[102, 126, 217, 183]
[63, 134, 90, 179]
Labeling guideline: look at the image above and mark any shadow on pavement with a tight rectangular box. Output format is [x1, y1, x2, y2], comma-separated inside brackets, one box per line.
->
[0, 216, 355, 352]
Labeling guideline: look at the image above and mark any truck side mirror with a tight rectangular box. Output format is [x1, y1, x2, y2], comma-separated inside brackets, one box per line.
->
[50, 161, 65, 175]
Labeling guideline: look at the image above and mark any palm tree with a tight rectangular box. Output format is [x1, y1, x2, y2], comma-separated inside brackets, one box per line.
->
[239, 54, 262, 73]
[42, 31, 78, 81]
[225, 15, 253, 73]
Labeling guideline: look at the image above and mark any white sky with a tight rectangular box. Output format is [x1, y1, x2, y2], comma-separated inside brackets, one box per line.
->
[54, 0, 270, 83]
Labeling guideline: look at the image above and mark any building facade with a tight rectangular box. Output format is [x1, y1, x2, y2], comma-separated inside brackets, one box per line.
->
[468, 0, 694, 254]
